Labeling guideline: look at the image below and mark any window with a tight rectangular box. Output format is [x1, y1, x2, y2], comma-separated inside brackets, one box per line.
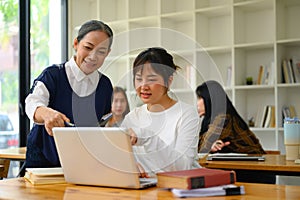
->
[0, 0, 67, 178]
[0, 0, 20, 152]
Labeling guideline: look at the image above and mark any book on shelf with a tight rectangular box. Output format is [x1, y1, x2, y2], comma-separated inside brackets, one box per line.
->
[269, 106, 276, 128]
[282, 105, 298, 126]
[268, 61, 275, 85]
[263, 105, 271, 128]
[289, 105, 297, 118]
[282, 105, 297, 119]
[226, 66, 232, 87]
[263, 65, 270, 85]
[282, 59, 291, 83]
[156, 168, 236, 190]
[263, 62, 275, 85]
[291, 57, 300, 83]
[255, 105, 264, 127]
[282, 59, 299, 84]
[265, 105, 276, 128]
[255, 105, 275, 128]
[260, 105, 269, 128]
[264, 105, 275, 128]
[287, 59, 295, 83]
[255, 64, 274, 85]
[172, 184, 245, 198]
[257, 65, 264, 85]
[24, 167, 65, 185]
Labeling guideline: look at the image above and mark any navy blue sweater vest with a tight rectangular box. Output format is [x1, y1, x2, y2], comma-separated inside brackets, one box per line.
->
[26, 63, 112, 167]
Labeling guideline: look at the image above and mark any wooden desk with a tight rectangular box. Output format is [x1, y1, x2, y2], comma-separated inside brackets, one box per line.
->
[199, 155, 300, 173]
[0, 147, 26, 177]
[199, 154, 300, 184]
[0, 147, 26, 161]
[0, 178, 300, 200]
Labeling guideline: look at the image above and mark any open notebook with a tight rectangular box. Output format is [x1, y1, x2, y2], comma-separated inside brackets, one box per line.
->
[206, 153, 265, 161]
[52, 127, 157, 189]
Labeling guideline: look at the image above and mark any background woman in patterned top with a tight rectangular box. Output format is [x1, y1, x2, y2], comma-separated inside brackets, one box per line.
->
[196, 80, 265, 154]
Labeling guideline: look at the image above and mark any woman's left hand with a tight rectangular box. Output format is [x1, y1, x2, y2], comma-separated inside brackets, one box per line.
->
[211, 140, 230, 152]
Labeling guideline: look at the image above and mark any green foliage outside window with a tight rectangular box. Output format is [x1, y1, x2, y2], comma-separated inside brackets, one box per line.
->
[0, 0, 49, 112]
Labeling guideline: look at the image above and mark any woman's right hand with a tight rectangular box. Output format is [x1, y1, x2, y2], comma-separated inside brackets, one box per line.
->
[211, 140, 230, 152]
[136, 162, 149, 178]
[34, 106, 70, 136]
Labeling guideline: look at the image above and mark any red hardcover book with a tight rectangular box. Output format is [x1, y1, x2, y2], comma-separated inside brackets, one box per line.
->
[156, 168, 236, 190]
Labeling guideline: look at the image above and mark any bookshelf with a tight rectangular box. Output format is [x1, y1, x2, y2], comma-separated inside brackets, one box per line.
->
[68, 0, 300, 154]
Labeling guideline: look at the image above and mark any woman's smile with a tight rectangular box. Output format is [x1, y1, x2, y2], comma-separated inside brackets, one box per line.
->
[140, 91, 151, 99]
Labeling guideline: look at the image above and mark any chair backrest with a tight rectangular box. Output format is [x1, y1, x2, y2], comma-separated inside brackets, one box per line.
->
[0, 159, 10, 179]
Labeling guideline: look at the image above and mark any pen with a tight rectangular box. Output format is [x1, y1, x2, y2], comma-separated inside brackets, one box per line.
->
[64, 112, 113, 127]
[64, 121, 75, 127]
[98, 112, 113, 127]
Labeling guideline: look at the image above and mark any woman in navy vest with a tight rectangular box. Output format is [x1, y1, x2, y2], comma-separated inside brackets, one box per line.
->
[25, 20, 114, 168]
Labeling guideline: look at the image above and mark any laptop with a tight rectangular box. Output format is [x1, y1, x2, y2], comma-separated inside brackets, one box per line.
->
[52, 127, 157, 189]
[206, 153, 265, 161]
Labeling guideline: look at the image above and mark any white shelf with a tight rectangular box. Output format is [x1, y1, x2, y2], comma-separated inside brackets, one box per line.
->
[68, 0, 300, 153]
[195, 7, 232, 48]
[129, 0, 159, 18]
[161, 0, 195, 14]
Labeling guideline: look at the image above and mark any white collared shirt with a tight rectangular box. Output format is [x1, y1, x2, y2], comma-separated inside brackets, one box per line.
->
[25, 56, 100, 120]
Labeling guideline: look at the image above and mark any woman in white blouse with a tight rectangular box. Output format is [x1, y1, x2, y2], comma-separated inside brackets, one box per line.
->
[25, 20, 114, 168]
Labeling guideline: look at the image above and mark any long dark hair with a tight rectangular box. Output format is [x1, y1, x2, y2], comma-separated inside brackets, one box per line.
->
[196, 80, 249, 135]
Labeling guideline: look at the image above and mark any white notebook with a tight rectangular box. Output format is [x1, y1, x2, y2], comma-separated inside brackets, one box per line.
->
[24, 167, 65, 185]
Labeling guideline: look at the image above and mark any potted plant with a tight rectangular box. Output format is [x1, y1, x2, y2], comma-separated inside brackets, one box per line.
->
[246, 77, 253, 85]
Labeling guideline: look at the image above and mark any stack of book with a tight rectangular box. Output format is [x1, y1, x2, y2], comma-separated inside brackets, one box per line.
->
[282, 105, 297, 125]
[282, 58, 300, 84]
[24, 167, 65, 185]
[255, 105, 276, 128]
[256, 62, 275, 85]
[156, 168, 245, 198]
[282, 105, 297, 119]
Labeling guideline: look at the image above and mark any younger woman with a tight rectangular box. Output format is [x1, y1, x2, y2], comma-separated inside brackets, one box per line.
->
[121, 47, 200, 176]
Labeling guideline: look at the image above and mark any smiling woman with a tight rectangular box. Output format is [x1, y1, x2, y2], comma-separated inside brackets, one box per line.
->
[74, 30, 112, 75]
[24, 20, 114, 168]
[121, 47, 200, 177]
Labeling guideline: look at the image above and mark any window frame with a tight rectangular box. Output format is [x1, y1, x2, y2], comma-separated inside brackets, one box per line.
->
[18, 0, 68, 147]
